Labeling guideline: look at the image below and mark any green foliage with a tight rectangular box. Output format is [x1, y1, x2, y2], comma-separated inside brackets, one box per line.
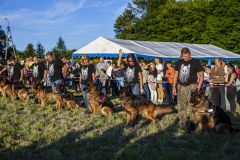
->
[114, 0, 240, 54]
[23, 43, 35, 59]
[35, 42, 45, 59]
[0, 26, 6, 57]
[51, 37, 67, 58]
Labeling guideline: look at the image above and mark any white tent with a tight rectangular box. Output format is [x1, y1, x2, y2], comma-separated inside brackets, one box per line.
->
[72, 36, 240, 65]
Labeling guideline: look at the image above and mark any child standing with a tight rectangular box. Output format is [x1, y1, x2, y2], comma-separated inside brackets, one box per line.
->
[99, 69, 108, 96]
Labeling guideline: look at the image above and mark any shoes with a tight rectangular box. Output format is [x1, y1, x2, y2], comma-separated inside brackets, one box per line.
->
[164, 102, 170, 105]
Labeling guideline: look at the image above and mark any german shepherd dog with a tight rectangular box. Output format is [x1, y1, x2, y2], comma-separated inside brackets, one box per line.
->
[32, 82, 62, 109]
[83, 81, 114, 116]
[0, 77, 29, 101]
[190, 89, 239, 134]
[32, 82, 55, 107]
[119, 86, 173, 126]
[54, 84, 82, 110]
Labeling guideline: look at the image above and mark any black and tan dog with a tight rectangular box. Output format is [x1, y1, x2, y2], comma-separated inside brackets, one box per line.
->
[83, 81, 114, 116]
[32, 82, 55, 107]
[119, 86, 173, 126]
[54, 84, 82, 110]
[190, 89, 239, 134]
[0, 77, 29, 101]
[32, 82, 62, 109]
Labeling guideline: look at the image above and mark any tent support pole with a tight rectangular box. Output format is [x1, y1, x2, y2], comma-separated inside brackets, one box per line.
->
[208, 58, 211, 66]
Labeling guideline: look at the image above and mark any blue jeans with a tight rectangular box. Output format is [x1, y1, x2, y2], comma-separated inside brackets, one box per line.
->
[116, 77, 125, 90]
[81, 84, 90, 110]
[50, 79, 63, 92]
[64, 77, 72, 89]
[101, 86, 106, 96]
[132, 83, 139, 95]
[143, 83, 150, 98]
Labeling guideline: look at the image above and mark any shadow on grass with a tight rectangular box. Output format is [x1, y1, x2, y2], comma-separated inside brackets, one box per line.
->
[1, 108, 240, 160]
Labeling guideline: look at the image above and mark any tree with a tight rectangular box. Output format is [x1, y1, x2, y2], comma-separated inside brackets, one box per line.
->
[114, 0, 240, 54]
[114, 0, 150, 39]
[51, 37, 67, 58]
[35, 42, 45, 59]
[0, 26, 6, 58]
[23, 43, 35, 59]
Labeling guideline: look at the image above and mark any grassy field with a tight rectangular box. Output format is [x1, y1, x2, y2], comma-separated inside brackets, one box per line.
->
[0, 92, 240, 160]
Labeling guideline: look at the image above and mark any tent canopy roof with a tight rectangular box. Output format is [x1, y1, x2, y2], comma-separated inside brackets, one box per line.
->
[72, 36, 240, 61]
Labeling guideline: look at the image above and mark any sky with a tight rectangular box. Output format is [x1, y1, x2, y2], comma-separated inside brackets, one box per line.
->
[0, 0, 131, 52]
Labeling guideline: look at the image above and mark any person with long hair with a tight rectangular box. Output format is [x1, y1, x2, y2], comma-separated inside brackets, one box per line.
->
[148, 62, 158, 103]
[155, 57, 164, 103]
[79, 54, 95, 114]
[225, 64, 237, 112]
[117, 49, 144, 95]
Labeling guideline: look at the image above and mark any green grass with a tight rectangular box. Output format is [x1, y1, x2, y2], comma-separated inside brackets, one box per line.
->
[0, 94, 240, 160]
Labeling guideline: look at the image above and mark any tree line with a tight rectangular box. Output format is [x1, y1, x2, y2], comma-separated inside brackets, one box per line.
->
[0, 27, 75, 60]
[114, 0, 240, 54]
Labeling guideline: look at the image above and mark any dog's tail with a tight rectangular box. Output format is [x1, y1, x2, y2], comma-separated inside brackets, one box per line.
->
[154, 107, 173, 116]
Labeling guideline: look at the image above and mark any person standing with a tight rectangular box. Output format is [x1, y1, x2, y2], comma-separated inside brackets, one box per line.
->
[8, 56, 24, 83]
[209, 57, 226, 111]
[165, 61, 175, 105]
[155, 57, 164, 103]
[46, 52, 67, 92]
[172, 47, 204, 132]
[148, 62, 158, 103]
[225, 64, 237, 112]
[28, 56, 47, 83]
[141, 61, 150, 99]
[79, 54, 95, 114]
[117, 49, 144, 95]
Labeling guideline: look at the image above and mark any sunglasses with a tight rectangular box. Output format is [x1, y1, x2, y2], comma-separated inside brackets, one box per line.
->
[128, 60, 133, 62]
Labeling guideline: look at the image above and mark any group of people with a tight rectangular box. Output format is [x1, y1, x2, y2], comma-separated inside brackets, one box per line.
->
[0, 47, 239, 132]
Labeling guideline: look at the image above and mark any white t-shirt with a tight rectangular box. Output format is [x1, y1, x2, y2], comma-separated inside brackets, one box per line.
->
[156, 63, 163, 80]
[106, 66, 113, 77]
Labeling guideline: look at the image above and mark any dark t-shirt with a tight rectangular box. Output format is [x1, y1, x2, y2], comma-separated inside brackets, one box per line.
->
[80, 64, 95, 85]
[174, 58, 204, 85]
[30, 62, 46, 82]
[124, 63, 142, 85]
[49, 58, 64, 82]
[9, 62, 24, 81]
[149, 68, 158, 78]
[0, 58, 8, 77]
